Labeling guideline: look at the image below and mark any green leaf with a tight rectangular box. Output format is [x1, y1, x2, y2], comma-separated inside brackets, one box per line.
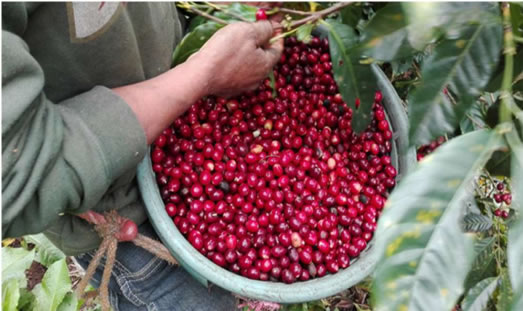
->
[358, 4, 416, 62]
[461, 277, 499, 311]
[510, 2, 523, 37]
[460, 100, 488, 134]
[172, 22, 223, 66]
[25, 234, 66, 267]
[408, 22, 502, 146]
[187, 15, 208, 32]
[340, 5, 363, 29]
[372, 130, 504, 311]
[213, 3, 257, 22]
[464, 237, 497, 292]
[57, 292, 78, 311]
[296, 24, 314, 44]
[2, 279, 20, 311]
[497, 271, 514, 311]
[33, 258, 72, 311]
[17, 288, 35, 311]
[461, 213, 493, 232]
[2, 247, 35, 286]
[326, 19, 376, 132]
[507, 129, 523, 311]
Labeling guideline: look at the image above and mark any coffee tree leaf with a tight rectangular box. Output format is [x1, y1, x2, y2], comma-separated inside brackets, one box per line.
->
[326, 19, 376, 132]
[358, 4, 416, 62]
[1, 247, 35, 287]
[340, 5, 363, 29]
[461, 277, 499, 311]
[296, 24, 314, 44]
[464, 237, 497, 292]
[510, 2, 523, 37]
[2, 278, 20, 311]
[372, 130, 504, 311]
[461, 213, 493, 232]
[213, 3, 256, 22]
[408, 21, 502, 146]
[172, 22, 223, 66]
[497, 271, 513, 311]
[460, 100, 488, 134]
[33, 258, 72, 311]
[187, 15, 208, 32]
[24, 234, 65, 268]
[507, 130, 523, 311]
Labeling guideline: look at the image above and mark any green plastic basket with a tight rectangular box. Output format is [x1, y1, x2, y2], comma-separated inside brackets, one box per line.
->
[137, 64, 416, 303]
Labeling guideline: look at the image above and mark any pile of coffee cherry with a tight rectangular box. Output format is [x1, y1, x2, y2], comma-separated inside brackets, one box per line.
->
[151, 35, 397, 283]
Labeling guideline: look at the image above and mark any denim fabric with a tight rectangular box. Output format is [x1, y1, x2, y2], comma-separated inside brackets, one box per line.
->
[75, 222, 236, 311]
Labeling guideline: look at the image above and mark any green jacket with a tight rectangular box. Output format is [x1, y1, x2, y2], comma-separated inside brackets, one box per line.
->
[2, 2, 184, 255]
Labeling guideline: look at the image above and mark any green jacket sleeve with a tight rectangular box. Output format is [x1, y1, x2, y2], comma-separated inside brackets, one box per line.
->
[2, 29, 147, 237]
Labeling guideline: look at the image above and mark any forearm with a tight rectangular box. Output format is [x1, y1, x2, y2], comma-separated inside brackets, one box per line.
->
[113, 59, 211, 144]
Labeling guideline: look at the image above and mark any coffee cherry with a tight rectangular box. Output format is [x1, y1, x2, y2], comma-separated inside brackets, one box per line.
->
[255, 9, 268, 21]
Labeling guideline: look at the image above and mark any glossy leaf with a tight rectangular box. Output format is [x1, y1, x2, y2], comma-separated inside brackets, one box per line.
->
[460, 100, 488, 134]
[358, 4, 416, 62]
[408, 22, 502, 146]
[372, 130, 504, 311]
[1, 247, 35, 287]
[497, 271, 513, 311]
[33, 258, 72, 311]
[172, 22, 223, 66]
[296, 24, 314, 44]
[461, 213, 493, 233]
[326, 19, 376, 132]
[461, 277, 498, 311]
[510, 2, 523, 37]
[2, 279, 20, 311]
[213, 3, 257, 22]
[25, 234, 66, 267]
[507, 129, 523, 311]
[340, 5, 363, 29]
[464, 237, 497, 292]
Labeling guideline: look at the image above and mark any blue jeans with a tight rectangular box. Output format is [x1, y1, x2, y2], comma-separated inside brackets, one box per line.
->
[75, 222, 236, 311]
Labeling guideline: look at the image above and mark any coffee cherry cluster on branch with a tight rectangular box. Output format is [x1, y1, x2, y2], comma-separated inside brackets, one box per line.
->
[493, 180, 511, 219]
[152, 35, 397, 283]
[416, 136, 446, 161]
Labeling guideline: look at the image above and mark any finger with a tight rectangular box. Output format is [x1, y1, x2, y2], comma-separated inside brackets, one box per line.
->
[263, 22, 284, 67]
[250, 20, 275, 47]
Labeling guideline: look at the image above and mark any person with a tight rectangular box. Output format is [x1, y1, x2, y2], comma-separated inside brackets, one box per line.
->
[2, 2, 283, 310]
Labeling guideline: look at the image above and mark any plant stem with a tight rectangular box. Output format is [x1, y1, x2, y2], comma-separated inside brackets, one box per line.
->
[269, 27, 299, 44]
[281, 2, 352, 30]
[499, 3, 516, 124]
[272, 7, 315, 16]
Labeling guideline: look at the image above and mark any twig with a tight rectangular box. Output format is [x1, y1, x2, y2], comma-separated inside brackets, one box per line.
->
[284, 2, 352, 29]
[273, 7, 315, 16]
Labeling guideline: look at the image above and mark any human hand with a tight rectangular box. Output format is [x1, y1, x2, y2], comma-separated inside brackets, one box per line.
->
[190, 20, 283, 97]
